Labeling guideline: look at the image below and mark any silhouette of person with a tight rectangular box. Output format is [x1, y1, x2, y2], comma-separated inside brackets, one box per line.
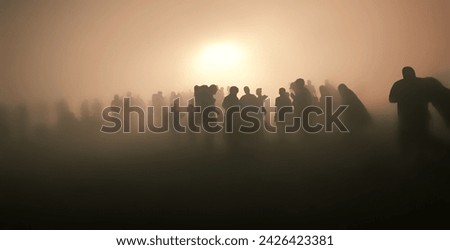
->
[338, 84, 371, 131]
[318, 85, 329, 104]
[275, 88, 292, 122]
[256, 88, 268, 107]
[322, 80, 341, 106]
[425, 77, 450, 127]
[56, 100, 78, 132]
[306, 80, 319, 105]
[193, 85, 200, 106]
[290, 78, 312, 117]
[80, 100, 90, 123]
[134, 94, 143, 106]
[152, 91, 165, 107]
[91, 99, 103, 125]
[325, 80, 340, 98]
[239, 86, 258, 107]
[110, 94, 123, 120]
[254, 88, 269, 129]
[152, 91, 165, 126]
[200, 84, 219, 128]
[169, 91, 178, 105]
[389, 66, 431, 150]
[222, 86, 240, 110]
[205, 84, 218, 107]
[215, 87, 225, 108]
[111, 94, 121, 107]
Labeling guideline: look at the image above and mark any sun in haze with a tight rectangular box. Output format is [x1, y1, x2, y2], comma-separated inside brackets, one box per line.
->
[188, 41, 261, 87]
[196, 42, 244, 73]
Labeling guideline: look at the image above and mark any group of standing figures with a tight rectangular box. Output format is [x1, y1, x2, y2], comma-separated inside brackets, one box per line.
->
[116, 66, 449, 149]
[189, 78, 372, 132]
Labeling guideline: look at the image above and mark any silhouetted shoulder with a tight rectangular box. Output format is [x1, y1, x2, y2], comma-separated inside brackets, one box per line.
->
[425, 77, 450, 127]
[389, 79, 406, 103]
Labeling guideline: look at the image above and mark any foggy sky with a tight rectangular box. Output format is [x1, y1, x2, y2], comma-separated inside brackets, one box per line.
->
[1, 0, 450, 111]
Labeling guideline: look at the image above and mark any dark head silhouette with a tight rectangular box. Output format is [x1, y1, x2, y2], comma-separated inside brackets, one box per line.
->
[222, 86, 240, 110]
[290, 78, 305, 94]
[229, 86, 239, 96]
[295, 78, 305, 87]
[290, 78, 312, 116]
[209, 84, 218, 95]
[256, 88, 262, 96]
[337, 83, 348, 92]
[402, 66, 416, 80]
[244, 86, 250, 95]
[297, 78, 306, 88]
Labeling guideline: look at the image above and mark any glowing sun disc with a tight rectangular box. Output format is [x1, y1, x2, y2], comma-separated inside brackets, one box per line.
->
[197, 43, 243, 71]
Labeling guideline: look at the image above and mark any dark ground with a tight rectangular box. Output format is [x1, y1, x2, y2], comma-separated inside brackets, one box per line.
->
[0, 122, 449, 229]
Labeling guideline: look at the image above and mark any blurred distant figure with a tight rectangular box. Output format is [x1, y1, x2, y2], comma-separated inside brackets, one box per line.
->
[152, 91, 165, 126]
[111, 94, 122, 107]
[222, 86, 240, 110]
[56, 100, 78, 132]
[205, 84, 218, 107]
[91, 99, 103, 126]
[111, 94, 123, 117]
[125, 91, 134, 105]
[275, 88, 292, 135]
[239, 86, 258, 107]
[290, 78, 312, 117]
[255, 88, 269, 128]
[275, 88, 292, 122]
[325, 80, 341, 102]
[256, 88, 268, 108]
[215, 87, 225, 108]
[321, 80, 341, 106]
[306, 80, 319, 105]
[389, 67, 431, 150]
[338, 84, 371, 131]
[135, 95, 146, 109]
[193, 85, 200, 106]
[170, 91, 178, 105]
[80, 100, 90, 123]
[202, 84, 219, 127]
[107, 95, 123, 127]
[195, 85, 210, 108]
[152, 91, 165, 107]
[318, 85, 330, 109]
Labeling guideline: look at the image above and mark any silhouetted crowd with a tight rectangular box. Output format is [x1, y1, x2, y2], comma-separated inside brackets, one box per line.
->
[0, 67, 449, 154]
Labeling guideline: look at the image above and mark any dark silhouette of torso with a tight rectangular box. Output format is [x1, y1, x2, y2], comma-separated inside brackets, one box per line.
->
[240, 93, 258, 107]
[222, 94, 240, 110]
[390, 77, 430, 126]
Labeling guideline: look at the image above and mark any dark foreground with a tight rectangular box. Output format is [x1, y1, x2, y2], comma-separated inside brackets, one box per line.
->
[1, 123, 449, 229]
